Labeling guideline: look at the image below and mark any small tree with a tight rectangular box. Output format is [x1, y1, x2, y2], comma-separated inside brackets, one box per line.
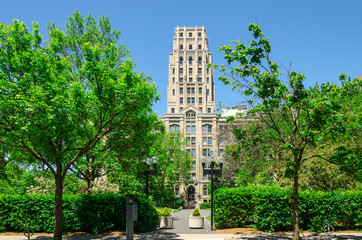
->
[212, 23, 361, 240]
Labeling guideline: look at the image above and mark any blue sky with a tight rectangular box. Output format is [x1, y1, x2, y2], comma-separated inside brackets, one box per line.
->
[1, 0, 361, 115]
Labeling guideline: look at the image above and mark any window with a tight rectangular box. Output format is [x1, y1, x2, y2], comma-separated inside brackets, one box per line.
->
[187, 149, 191, 155]
[186, 111, 196, 119]
[203, 174, 208, 181]
[180, 88, 183, 94]
[189, 68, 192, 74]
[191, 137, 196, 145]
[187, 88, 191, 94]
[203, 186, 208, 195]
[207, 77, 209, 83]
[170, 125, 179, 132]
[187, 97, 191, 104]
[192, 173, 196, 180]
[192, 87, 195, 94]
[203, 149, 207, 156]
[225, 138, 229, 145]
[180, 77, 183, 83]
[220, 149, 224, 156]
[175, 186, 180, 196]
[180, 68, 183, 74]
[180, 32, 183, 37]
[180, 57, 183, 64]
[198, 32, 201, 37]
[189, 45, 192, 50]
[171, 108, 175, 113]
[206, 89, 209, 95]
[172, 89, 175, 95]
[198, 45, 201, 50]
[180, 97, 183, 104]
[198, 68, 202, 74]
[172, 69, 175, 74]
[189, 77, 193, 82]
[203, 137, 207, 145]
[191, 125, 196, 133]
[199, 97, 202, 104]
[199, 107, 202, 112]
[192, 97, 195, 104]
[173, 77, 175, 83]
[180, 107, 183, 111]
[198, 57, 202, 64]
[203, 125, 212, 133]
[186, 137, 190, 144]
[198, 77, 202, 82]
[208, 108, 211, 113]
[207, 68, 209, 74]
[189, 57, 192, 64]
[180, 45, 183, 50]
[189, 32, 192, 37]
[192, 161, 196, 169]
[186, 126, 191, 134]
[208, 137, 212, 145]
[220, 138, 224, 145]
[192, 149, 196, 157]
[199, 88, 202, 94]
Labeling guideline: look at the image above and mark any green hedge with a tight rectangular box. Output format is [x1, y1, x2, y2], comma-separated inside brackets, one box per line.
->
[200, 202, 211, 209]
[214, 186, 361, 232]
[0, 193, 158, 233]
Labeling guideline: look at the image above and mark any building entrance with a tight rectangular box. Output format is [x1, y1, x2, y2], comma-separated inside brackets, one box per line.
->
[186, 185, 196, 207]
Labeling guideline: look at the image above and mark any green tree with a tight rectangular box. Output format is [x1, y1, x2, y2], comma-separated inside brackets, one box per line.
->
[212, 23, 361, 240]
[0, 11, 160, 239]
[149, 131, 192, 206]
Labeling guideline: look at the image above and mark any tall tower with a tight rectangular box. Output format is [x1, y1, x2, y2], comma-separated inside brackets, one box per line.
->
[162, 27, 219, 206]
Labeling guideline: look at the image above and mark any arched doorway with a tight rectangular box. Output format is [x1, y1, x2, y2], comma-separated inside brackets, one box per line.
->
[186, 185, 196, 207]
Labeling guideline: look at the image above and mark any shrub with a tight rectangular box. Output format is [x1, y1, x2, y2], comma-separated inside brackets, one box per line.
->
[200, 202, 211, 209]
[192, 207, 201, 216]
[0, 193, 158, 233]
[213, 186, 362, 232]
[160, 207, 171, 217]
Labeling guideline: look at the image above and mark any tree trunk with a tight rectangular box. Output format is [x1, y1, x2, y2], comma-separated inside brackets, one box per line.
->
[292, 162, 300, 240]
[54, 172, 64, 240]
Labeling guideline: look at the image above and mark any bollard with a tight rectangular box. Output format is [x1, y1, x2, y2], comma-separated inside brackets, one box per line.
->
[126, 194, 138, 240]
[24, 224, 34, 240]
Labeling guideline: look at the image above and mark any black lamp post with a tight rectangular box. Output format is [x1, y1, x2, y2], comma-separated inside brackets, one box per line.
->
[137, 156, 158, 231]
[202, 148, 223, 231]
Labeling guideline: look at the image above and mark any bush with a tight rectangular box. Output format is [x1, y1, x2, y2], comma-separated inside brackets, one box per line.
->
[214, 186, 362, 232]
[192, 207, 201, 216]
[200, 202, 211, 209]
[0, 193, 158, 233]
[160, 207, 171, 217]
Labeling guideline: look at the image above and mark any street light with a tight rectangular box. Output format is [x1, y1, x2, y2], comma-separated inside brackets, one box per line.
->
[202, 148, 223, 231]
[137, 156, 158, 232]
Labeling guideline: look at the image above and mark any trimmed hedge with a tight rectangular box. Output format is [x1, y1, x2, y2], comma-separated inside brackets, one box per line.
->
[200, 202, 211, 209]
[0, 193, 158, 233]
[214, 186, 361, 232]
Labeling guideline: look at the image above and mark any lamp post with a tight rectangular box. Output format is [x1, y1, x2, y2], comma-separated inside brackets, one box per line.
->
[137, 156, 158, 231]
[202, 148, 223, 231]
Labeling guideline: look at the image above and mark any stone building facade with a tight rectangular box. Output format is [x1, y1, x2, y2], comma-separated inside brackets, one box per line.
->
[160, 27, 247, 206]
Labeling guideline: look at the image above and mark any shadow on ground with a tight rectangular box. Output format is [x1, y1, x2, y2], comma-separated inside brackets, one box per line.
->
[227, 233, 362, 240]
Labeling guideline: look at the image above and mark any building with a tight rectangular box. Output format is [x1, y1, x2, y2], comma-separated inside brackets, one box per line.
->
[160, 26, 247, 207]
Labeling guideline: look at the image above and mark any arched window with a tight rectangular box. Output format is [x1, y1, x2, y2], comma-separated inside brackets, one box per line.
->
[191, 125, 196, 133]
[189, 45, 192, 50]
[198, 57, 202, 64]
[186, 111, 196, 119]
[175, 186, 180, 196]
[170, 125, 180, 133]
[180, 45, 183, 50]
[189, 57, 192, 64]
[186, 125, 191, 134]
[203, 186, 208, 196]
[180, 57, 183, 64]
[202, 124, 212, 133]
